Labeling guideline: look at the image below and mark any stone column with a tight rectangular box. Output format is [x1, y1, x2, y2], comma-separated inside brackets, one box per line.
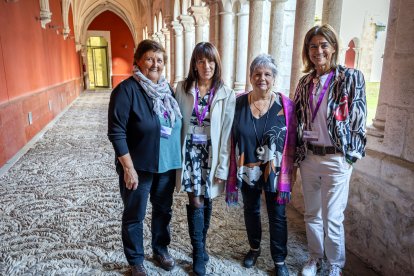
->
[289, 0, 316, 98]
[269, 0, 288, 89]
[162, 26, 172, 82]
[219, 0, 236, 88]
[208, 0, 220, 50]
[322, 0, 343, 34]
[371, 0, 398, 131]
[376, 0, 414, 162]
[171, 21, 185, 85]
[358, 15, 376, 82]
[234, 1, 249, 92]
[190, 5, 210, 43]
[180, 15, 196, 77]
[246, 0, 272, 90]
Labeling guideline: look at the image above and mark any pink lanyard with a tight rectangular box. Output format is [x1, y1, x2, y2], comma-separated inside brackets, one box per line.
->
[309, 71, 334, 123]
[194, 85, 215, 126]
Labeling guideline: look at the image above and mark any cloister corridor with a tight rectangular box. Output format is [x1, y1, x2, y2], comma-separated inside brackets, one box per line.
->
[0, 91, 378, 276]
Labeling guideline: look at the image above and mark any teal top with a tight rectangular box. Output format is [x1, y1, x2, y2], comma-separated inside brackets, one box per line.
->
[158, 115, 182, 173]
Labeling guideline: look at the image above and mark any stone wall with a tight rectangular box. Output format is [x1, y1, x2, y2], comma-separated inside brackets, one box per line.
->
[291, 149, 414, 276]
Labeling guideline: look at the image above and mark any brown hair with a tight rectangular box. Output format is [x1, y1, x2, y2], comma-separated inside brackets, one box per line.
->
[133, 39, 167, 65]
[183, 42, 223, 93]
[302, 24, 339, 73]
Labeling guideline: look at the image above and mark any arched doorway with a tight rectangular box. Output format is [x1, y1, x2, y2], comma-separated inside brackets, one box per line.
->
[86, 36, 110, 89]
[345, 40, 356, 68]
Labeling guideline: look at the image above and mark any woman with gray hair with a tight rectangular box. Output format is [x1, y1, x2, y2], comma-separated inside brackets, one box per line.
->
[226, 54, 297, 276]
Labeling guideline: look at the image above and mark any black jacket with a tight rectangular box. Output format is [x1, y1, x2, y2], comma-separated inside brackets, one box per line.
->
[108, 76, 161, 173]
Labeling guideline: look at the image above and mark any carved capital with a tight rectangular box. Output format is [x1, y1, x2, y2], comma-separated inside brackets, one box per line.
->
[189, 6, 210, 25]
[171, 21, 184, 35]
[62, 27, 70, 39]
[39, 10, 52, 29]
[179, 15, 195, 32]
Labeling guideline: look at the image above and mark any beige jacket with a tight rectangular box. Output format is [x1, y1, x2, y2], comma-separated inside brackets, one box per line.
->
[175, 81, 236, 199]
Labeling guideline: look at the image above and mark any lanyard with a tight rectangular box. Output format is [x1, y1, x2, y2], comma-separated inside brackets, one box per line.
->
[194, 85, 215, 126]
[309, 70, 334, 123]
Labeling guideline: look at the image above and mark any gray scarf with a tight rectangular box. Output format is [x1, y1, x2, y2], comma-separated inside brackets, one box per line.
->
[132, 66, 182, 126]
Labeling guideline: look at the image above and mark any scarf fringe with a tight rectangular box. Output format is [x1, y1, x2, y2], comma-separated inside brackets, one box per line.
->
[276, 191, 291, 204]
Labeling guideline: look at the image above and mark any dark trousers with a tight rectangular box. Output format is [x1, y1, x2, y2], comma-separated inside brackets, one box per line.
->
[119, 169, 176, 265]
[241, 184, 288, 263]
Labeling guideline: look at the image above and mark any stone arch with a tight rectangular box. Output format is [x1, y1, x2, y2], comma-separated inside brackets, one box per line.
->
[79, 2, 138, 49]
[173, 0, 181, 19]
[61, 0, 72, 39]
[158, 10, 163, 31]
[182, 0, 190, 15]
[153, 14, 158, 33]
[345, 37, 361, 69]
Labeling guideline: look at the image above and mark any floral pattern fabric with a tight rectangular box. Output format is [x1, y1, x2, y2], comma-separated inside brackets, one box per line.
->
[233, 93, 286, 192]
[182, 92, 212, 197]
[294, 65, 367, 163]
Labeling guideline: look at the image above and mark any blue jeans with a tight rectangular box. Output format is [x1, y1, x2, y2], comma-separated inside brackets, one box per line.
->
[241, 184, 288, 263]
[119, 169, 176, 265]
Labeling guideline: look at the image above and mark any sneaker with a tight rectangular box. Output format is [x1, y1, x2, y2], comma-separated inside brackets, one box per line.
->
[275, 263, 290, 276]
[328, 265, 342, 276]
[301, 258, 321, 276]
[243, 248, 261, 268]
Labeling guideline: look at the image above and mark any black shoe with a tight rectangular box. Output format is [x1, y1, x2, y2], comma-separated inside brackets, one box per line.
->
[243, 249, 261, 268]
[275, 263, 289, 276]
[131, 264, 147, 276]
[203, 249, 209, 263]
[153, 252, 175, 271]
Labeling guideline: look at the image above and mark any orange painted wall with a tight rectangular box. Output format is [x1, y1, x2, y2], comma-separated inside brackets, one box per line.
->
[0, 1, 82, 168]
[88, 11, 134, 87]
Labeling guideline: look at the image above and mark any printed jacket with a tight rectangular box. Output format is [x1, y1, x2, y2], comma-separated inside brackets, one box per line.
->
[294, 65, 367, 163]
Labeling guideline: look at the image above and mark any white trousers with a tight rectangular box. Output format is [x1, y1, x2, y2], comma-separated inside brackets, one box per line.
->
[300, 151, 353, 268]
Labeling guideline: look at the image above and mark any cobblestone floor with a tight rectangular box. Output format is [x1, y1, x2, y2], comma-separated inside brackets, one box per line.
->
[0, 91, 378, 275]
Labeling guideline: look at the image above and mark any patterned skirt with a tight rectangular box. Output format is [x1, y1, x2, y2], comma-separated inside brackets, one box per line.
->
[182, 134, 212, 198]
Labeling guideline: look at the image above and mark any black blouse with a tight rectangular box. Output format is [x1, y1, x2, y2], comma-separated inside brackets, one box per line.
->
[232, 93, 286, 192]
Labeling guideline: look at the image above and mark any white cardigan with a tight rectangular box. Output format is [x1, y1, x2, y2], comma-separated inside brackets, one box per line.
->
[175, 81, 236, 199]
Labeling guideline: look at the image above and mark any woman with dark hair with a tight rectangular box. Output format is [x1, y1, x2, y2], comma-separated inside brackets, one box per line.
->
[108, 40, 182, 276]
[175, 42, 235, 276]
[294, 24, 367, 276]
[226, 54, 296, 276]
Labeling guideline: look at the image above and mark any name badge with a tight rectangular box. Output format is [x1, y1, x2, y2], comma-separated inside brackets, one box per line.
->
[303, 130, 319, 141]
[160, 125, 172, 139]
[192, 133, 208, 144]
[192, 126, 207, 135]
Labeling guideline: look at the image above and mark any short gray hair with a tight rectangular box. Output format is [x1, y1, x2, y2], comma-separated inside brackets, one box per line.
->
[249, 54, 278, 77]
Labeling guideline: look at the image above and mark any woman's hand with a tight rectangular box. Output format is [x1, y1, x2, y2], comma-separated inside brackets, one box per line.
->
[124, 167, 139, 190]
[117, 153, 139, 190]
[214, 177, 226, 185]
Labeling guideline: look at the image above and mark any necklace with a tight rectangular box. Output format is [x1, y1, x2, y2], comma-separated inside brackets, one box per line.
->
[251, 93, 272, 117]
[250, 93, 273, 159]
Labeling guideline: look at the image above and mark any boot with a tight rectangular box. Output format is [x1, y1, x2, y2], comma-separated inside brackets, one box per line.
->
[186, 205, 206, 276]
[203, 198, 212, 263]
